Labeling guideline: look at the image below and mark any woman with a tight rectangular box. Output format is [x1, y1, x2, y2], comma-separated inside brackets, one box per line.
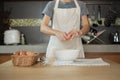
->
[40, 0, 90, 64]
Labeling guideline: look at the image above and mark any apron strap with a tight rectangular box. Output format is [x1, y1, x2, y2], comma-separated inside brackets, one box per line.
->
[54, 0, 59, 9]
[74, 0, 80, 8]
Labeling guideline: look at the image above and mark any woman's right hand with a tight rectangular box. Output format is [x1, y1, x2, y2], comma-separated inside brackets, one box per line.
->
[55, 31, 69, 41]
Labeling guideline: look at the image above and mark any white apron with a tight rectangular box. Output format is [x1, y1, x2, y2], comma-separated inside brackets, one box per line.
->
[46, 0, 85, 62]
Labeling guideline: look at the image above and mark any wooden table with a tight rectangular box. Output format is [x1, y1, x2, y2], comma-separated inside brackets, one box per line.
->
[0, 60, 120, 80]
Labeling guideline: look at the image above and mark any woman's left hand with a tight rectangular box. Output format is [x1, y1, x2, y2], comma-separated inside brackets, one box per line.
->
[68, 29, 80, 39]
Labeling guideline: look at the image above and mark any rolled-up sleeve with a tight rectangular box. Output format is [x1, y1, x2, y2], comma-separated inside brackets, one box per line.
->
[42, 1, 54, 19]
[80, 3, 89, 16]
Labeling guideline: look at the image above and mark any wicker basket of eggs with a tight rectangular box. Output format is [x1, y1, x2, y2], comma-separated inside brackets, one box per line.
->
[11, 51, 39, 67]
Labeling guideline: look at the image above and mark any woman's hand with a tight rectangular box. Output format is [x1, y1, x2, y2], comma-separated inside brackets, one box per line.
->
[55, 31, 68, 41]
[55, 30, 83, 41]
[68, 29, 82, 39]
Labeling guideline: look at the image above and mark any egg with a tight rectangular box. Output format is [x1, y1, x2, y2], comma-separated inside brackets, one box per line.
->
[27, 51, 35, 56]
[20, 51, 27, 56]
[66, 34, 72, 40]
[13, 51, 20, 55]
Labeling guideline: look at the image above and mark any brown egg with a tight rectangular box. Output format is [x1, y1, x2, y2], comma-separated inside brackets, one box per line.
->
[20, 51, 27, 56]
[27, 51, 35, 56]
[66, 34, 72, 40]
[13, 51, 20, 55]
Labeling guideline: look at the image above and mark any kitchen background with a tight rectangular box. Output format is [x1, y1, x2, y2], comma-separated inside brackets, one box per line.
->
[0, 0, 120, 45]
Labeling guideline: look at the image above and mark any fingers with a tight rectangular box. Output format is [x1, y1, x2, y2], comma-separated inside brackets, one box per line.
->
[62, 32, 68, 41]
[55, 30, 80, 41]
[55, 31, 68, 41]
[68, 30, 79, 39]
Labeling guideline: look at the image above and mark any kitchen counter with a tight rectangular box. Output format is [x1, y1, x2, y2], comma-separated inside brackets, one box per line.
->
[0, 60, 120, 80]
[0, 43, 120, 53]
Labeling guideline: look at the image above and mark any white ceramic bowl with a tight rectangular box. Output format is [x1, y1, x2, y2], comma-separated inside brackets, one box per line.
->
[55, 49, 80, 61]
